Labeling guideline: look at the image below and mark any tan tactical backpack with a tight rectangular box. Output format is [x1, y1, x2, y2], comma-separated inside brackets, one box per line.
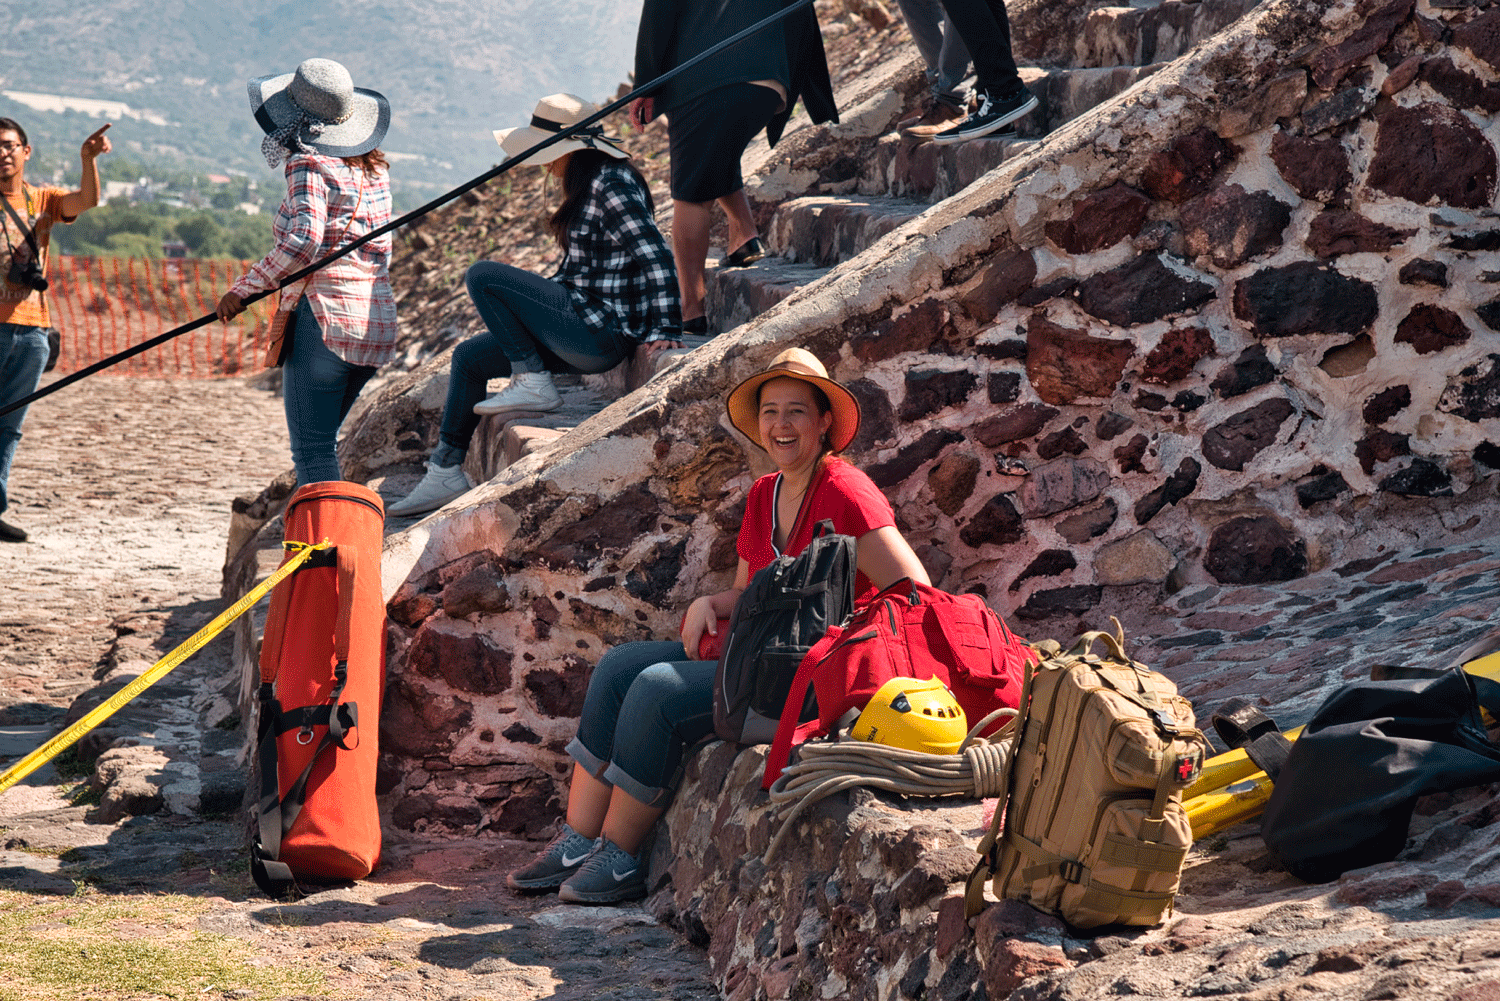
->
[965, 621, 1208, 929]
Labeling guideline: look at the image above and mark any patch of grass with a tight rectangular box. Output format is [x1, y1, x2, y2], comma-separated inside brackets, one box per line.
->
[62, 781, 101, 808]
[0, 890, 329, 1001]
[1202, 833, 1230, 853]
[50, 745, 95, 783]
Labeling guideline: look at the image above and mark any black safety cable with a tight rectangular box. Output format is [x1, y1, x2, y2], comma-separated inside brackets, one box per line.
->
[0, 0, 817, 420]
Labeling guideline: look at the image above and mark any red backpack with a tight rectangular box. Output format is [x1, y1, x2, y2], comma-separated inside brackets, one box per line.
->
[763, 579, 1034, 787]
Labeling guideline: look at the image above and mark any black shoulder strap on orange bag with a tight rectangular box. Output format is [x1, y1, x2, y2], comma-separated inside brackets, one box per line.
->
[251, 545, 361, 899]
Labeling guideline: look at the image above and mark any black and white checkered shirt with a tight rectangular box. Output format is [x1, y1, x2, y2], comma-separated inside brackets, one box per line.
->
[553, 162, 681, 345]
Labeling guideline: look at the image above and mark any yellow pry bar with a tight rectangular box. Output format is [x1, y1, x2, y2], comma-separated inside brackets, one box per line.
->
[0, 540, 330, 798]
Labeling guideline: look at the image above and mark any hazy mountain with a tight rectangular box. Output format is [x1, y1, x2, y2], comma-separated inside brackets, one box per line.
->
[0, 1, 640, 196]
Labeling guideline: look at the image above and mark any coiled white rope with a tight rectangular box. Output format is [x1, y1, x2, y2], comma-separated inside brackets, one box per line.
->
[763, 707, 1018, 863]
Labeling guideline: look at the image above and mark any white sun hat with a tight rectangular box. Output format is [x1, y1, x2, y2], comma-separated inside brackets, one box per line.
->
[493, 93, 628, 167]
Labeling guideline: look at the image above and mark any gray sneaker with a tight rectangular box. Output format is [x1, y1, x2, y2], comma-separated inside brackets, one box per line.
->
[557, 837, 647, 904]
[506, 823, 596, 892]
[387, 461, 470, 517]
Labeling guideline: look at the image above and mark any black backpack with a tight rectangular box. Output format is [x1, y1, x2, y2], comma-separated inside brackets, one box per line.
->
[713, 520, 857, 744]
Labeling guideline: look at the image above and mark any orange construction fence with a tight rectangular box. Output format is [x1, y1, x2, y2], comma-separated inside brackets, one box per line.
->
[45, 256, 278, 378]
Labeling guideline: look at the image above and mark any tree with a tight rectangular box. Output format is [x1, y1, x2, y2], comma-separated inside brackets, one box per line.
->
[174, 212, 224, 253]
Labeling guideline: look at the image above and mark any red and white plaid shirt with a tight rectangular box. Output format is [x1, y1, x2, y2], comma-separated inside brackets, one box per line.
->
[231, 154, 397, 368]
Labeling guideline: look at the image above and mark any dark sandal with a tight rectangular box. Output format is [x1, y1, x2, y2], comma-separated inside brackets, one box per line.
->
[720, 236, 765, 268]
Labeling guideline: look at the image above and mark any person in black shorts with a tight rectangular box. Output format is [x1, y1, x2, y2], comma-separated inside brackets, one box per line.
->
[631, 0, 837, 334]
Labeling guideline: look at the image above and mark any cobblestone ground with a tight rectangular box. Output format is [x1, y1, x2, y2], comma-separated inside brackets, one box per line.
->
[0, 374, 717, 1001]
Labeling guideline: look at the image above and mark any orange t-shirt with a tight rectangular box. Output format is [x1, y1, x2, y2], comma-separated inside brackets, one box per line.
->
[0, 185, 69, 328]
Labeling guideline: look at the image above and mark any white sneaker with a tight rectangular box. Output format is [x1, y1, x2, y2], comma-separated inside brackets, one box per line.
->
[387, 462, 471, 517]
[473, 371, 562, 415]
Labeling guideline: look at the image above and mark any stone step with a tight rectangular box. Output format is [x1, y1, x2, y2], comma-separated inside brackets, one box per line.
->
[463, 333, 714, 481]
[859, 133, 1041, 203]
[846, 67, 1155, 202]
[765, 193, 927, 267]
[1017, 64, 1168, 137]
[705, 256, 833, 333]
[1075, 0, 1263, 68]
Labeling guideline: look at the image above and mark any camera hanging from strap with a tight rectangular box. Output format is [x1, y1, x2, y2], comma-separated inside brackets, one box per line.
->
[1, 185, 50, 294]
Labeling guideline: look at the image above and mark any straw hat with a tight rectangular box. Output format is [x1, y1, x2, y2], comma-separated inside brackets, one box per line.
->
[249, 58, 390, 159]
[493, 93, 629, 167]
[726, 348, 862, 454]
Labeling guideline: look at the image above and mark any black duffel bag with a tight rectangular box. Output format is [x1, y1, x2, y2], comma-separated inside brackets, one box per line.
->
[1260, 667, 1500, 883]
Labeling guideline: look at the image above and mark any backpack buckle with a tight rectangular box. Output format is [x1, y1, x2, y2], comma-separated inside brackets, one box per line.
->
[1151, 706, 1181, 736]
[1059, 859, 1085, 884]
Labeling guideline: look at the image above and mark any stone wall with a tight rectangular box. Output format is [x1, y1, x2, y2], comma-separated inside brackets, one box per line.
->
[376, 0, 1500, 833]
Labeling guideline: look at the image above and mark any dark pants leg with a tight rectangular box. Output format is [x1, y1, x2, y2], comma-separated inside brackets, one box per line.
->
[938, 0, 1022, 96]
[440, 261, 627, 453]
[0, 323, 49, 516]
[281, 300, 376, 485]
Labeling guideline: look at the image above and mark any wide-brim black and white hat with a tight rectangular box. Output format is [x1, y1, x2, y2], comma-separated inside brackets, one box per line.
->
[494, 93, 628, 167]
[248, 58, 390, 158]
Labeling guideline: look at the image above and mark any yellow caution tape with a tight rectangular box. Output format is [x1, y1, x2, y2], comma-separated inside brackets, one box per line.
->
[0, 540, 330, 798]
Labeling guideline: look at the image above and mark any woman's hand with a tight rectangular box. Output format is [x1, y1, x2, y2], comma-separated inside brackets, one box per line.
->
[628, 97, 656, 131]
[216, 292, 245, 323]
[680, 595, 721, 659]
[643, 339, 684, 358]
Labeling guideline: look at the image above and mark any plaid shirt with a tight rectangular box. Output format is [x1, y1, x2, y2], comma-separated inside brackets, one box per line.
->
[231, 154, 397, 368]
[553, 162, 681, 344]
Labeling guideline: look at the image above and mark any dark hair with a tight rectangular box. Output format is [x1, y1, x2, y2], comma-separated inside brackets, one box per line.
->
[0, 118, 28, 146]
[342, 149, 389, 174]
[547, 149, 653, 251]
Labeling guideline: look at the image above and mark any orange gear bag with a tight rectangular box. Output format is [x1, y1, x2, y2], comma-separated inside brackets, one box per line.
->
[251, 481, 386, 897]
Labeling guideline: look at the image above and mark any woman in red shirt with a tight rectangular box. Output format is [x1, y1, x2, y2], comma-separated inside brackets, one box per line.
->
[509, 347, 929, 904]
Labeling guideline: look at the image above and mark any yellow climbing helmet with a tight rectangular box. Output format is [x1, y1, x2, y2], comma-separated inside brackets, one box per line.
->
[851, 677, 968, 755]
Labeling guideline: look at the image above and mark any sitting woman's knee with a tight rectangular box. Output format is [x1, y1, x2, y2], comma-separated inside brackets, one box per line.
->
[465, 258, 513, 293]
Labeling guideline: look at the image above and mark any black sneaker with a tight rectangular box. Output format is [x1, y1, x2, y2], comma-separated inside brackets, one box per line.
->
[0, 517, 27, 543]
[557, 837, 647, 904]
[506, 823, 596, 892]
[931, 85, 1038, 145]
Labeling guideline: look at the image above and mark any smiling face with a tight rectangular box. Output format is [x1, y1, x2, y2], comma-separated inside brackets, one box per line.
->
[757, 376, 834, 474]
[0, 130, 29, 186]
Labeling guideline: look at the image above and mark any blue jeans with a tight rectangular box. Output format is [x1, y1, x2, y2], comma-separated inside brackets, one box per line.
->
[896, 0, 972, 107]
[0, 323, 50, 516]
[566, 641, 718, 809]
[439, 261, 627, 455]
[282, 300, 376, 485]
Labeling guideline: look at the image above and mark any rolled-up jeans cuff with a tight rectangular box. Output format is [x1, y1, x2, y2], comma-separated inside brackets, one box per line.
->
[565, 735, 610, 780]
[601, 762, 674, 810]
